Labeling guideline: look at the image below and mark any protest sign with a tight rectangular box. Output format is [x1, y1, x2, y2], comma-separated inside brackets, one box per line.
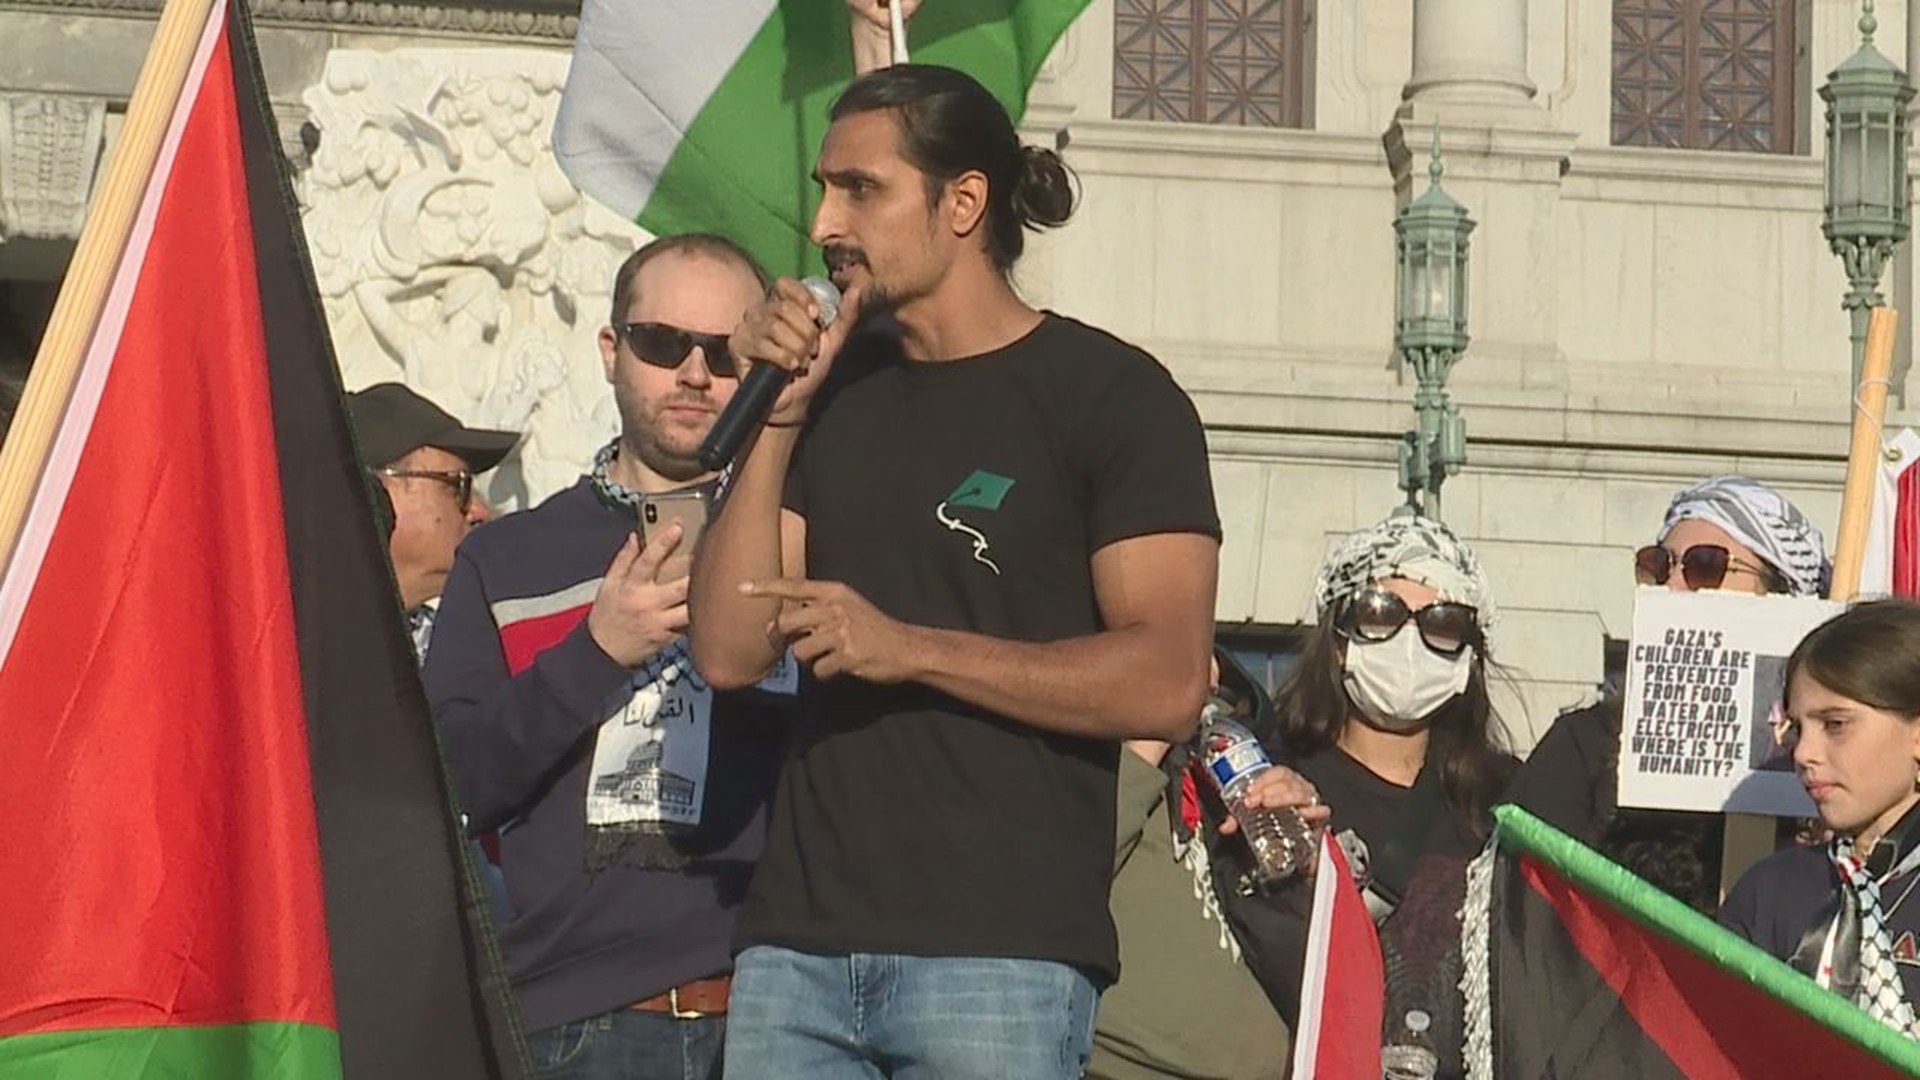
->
[1617, 587, 1844, 815]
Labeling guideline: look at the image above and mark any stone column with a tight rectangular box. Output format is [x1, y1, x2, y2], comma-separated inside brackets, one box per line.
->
[1399, 0, 1540, 124]
[1382, 0, 1577, 445]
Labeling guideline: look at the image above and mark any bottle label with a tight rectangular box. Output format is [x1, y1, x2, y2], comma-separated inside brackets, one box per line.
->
[1207, 741, 1268, 789]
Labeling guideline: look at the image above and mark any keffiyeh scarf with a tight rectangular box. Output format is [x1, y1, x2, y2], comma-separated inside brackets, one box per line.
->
[1793, 802, 1920, 1038]
[1662, 475, 1830, 597]
[1311, 514, 1495, 629]
[582, 439, 728, 872]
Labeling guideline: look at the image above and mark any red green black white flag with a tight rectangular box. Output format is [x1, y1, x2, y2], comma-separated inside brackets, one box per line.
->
[0, 0, 523, 1074]
[1463, 805, 1920, 1079]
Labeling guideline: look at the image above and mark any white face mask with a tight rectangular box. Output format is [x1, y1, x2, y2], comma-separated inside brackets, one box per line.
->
[1341, 627, 1474, 732]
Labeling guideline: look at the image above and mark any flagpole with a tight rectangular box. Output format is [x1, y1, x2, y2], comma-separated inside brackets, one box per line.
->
[0, 0, 221, 572]
[1831, 304, 1900, 600]
[889, 0, 910, 64]
[1717, 304, 1899, 899]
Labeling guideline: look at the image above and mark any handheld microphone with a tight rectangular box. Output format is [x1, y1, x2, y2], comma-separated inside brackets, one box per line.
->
[697, 276, 840, 472]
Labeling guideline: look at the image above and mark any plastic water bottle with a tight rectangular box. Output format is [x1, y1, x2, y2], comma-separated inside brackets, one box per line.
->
[1381, 1009, 1439, 1080]
[1197, 701, 1317, 885]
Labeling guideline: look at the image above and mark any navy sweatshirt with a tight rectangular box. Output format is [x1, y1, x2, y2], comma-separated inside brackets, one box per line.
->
[425, 478, 788, 1033]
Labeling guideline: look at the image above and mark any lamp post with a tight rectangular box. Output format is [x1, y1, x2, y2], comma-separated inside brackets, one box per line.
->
[1394, 131, 1474, 521]
[1822, 0, 1912, 384]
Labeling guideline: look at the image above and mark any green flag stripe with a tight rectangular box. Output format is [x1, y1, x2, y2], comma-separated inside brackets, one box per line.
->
[0, 1022, 340, 1079]
[642, 2, 1092, 280]
[1493, 803, 1920, 1074]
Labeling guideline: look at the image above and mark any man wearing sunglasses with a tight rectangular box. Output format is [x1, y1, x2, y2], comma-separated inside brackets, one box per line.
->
[346, 382, 519, 658]
[424, 233, 796, 1080]
[1509, 474, 1831, 912]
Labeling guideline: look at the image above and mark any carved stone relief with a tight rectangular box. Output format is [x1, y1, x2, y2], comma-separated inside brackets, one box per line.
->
[1, 0, 580, 43]
[0, 94, 106, 242]
[299, 47, 645, 510]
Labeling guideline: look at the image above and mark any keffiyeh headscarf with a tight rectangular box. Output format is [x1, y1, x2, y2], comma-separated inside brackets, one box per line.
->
[1661, 475, 1830, 597]
[1311, 515, 1495, 629]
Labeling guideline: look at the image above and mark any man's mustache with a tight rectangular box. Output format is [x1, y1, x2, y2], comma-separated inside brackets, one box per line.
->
[824, 245, 868, 272]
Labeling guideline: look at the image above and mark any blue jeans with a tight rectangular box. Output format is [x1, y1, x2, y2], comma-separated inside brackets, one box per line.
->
[723, 946, 1098, 1079]
[528, 1008, 725, 1080]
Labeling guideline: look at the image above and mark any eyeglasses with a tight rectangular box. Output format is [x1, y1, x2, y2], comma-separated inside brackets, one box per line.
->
[1634, 544, 1778, 592]
[377, 467, 473, 511]
[1337, 584, 1480, 657]
[617, 321, 739, 378]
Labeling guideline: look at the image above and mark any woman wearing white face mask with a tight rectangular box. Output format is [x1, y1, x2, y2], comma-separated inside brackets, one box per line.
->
[1265, 516, 1514, 868]
[1219, 516, 1515, 1078]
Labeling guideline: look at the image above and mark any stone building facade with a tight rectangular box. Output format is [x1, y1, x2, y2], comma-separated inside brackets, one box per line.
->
[1, 0, 1907, 748]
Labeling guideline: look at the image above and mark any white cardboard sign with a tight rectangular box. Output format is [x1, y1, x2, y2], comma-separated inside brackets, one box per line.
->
[1616, 587, 1843, 816]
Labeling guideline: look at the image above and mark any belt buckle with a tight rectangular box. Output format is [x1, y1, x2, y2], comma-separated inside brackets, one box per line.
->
[668, 986, 707, 1020]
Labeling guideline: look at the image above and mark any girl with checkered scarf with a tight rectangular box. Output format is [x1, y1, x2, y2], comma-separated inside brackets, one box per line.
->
[1722, 601, 1920, 1038]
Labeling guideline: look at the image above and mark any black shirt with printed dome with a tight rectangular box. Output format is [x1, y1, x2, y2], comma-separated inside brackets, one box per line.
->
[739, 313, 1220, 983]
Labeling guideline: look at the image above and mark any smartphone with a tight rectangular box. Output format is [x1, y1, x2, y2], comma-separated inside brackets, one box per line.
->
[638, 488, 711, 561]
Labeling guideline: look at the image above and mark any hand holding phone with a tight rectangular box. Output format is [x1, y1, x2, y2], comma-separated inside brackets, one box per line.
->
[639, 488, 711, 583]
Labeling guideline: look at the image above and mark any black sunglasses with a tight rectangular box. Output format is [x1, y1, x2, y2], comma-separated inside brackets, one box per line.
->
[377, 467, 474, 511]
[1337, 584, 1480, 657]
[617, 321, 739, 378]
[1634, 544, 1781, 593]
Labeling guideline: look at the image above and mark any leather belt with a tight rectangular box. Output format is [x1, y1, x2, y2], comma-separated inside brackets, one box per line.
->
[629, 975, 730, 1018]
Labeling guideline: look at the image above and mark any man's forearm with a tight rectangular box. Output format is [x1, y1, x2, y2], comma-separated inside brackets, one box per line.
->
[427, 555, 636, 831]
[438, 624, 633, 831]
[689, 425, 798, 689]
[895, 622, 1209, 742]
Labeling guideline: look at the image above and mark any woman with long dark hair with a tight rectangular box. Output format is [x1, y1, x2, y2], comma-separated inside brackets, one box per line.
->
[1268, 532, 1512, 842]
[1224, 515, 1514, 1076]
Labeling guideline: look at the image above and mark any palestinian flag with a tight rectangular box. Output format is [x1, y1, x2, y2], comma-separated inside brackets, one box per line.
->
[552, 0, 1091, 279]
[1292, 835, 1384, 1080]
[0, 0, 522, 1075]
[1464, 806, 1920, 1078]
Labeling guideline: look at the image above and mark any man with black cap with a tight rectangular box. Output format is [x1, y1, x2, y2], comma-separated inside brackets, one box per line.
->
[346, 382, 519, 658]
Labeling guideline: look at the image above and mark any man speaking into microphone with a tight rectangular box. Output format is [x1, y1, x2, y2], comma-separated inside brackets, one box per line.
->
[695, 275, 838, 472]
[689, 64, 1221, 1079]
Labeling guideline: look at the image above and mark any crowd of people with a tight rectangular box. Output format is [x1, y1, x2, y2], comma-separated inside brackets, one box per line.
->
[325, 54, 1920, 1080]
[10, 6, 1919, 1076]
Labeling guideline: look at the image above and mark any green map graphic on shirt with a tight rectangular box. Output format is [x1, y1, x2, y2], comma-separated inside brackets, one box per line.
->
[945, 470, 1015, 511]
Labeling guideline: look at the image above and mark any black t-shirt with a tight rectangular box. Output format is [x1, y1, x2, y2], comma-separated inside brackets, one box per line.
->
[1291, 746, 1490, 864]
[739, 313, 1219, 983]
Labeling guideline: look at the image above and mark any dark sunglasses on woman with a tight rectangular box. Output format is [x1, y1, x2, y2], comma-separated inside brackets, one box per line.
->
[618, 321, 740, 378]
[1633, 544, 1781, 593]
[1337, 584, 1480, 657]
